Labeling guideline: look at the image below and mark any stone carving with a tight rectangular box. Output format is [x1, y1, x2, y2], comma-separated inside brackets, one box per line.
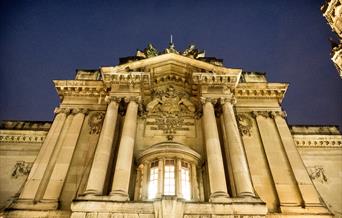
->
[164, 42, 179, 54]
[237, 113, 253, 136]
[88, 112, 105, 134]
[182, 44, 205, 59]
[137, 43, 159, 58]
[145, 86, 196, 136]
[12, 161, 32, 179]
[146, 117, 194, 134]
[146, 86, 195, 115]
[308, 166, 328, 184]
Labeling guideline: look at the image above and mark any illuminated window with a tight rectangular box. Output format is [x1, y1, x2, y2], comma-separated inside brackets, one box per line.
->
[181, 161, 191, 200]
[148, 160, 158, 199]
[164, 160, 175, 195]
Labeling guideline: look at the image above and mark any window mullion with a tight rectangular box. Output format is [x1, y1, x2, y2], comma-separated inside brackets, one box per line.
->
[157, 158, 164, 198]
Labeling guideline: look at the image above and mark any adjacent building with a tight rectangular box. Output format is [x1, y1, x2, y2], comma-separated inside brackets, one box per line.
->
[1, 43, 341, 217]
[321, 0, 342, 78]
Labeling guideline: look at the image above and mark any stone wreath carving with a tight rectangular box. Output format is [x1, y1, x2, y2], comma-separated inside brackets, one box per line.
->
[12, 161, 32, 179]
[308, 166, 328, 184]
[88, 112, 105, 134]
[236, 113, 253, 136]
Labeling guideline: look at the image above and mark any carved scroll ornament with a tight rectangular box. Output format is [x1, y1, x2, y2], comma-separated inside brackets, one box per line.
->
[12, 161, 32, 179]
[308, 166, 328, 184]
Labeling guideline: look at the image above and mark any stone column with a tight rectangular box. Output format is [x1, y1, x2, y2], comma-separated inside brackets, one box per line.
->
[272, 112, 322, 206]
[201, 98, 229, 202]
[191, 163, 199, 201]
[157, 159, 164, 198]
[19, 108, 68, 200]
[221, 98, 255, 197]
[110, 99, 138, 201]
[42, 108, 86, 201]
[84, 100, 119, 195]
[220, 116, 237, 197]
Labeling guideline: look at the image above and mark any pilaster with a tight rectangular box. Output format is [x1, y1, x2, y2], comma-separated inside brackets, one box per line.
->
[42, 108, 87, 202]
[19, 108, 69, 200]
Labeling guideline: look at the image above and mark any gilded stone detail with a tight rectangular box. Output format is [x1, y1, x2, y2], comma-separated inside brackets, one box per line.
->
[12, 161, 33, 179]
[88, 112, 105, 134]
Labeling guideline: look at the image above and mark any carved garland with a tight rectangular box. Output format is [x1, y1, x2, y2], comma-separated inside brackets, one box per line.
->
[88, 112, 105, 134]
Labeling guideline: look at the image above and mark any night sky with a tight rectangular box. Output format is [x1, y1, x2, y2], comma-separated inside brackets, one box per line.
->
[0, 0, 341, 128]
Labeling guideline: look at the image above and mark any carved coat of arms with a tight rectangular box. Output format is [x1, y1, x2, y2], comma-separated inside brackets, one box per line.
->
[145, 86, 196, 136]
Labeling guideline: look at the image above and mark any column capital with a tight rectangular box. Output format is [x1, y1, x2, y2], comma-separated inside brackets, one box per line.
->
[54, 107, 71, 115]
[251, 110, 286, 119]
[219, 96, 236, 105]
[124, 96, 142, 104]
[200, 97, 217, 105]
[270, 111, 287, 119]
[251, 111, 271, 119]
[71, 108, 89, 115]
[105, 96, 121, 103]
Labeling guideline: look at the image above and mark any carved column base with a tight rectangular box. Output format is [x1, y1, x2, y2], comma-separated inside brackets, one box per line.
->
[209, 191, 230, 203]
[109, 190, 130, 201]
[82, 189, 101, 196]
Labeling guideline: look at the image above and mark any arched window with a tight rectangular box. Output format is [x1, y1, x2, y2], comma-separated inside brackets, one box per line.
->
[136, 142, 201, 201]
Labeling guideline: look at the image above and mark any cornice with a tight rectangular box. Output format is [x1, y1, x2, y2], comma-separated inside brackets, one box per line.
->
[293, 134, 342, 148]
[101, 71, 150, 86]
[192, 72, 240, 88]
[0, 130, 48, 144]
[234, 83, 288, 103]
[102, 53, 242, 75]
[53, 80, 106, 98]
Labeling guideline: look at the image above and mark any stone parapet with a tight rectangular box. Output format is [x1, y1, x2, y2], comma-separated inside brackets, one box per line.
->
[70, 197, 267, 218]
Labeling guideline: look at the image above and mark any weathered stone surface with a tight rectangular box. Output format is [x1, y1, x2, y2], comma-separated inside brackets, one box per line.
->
[0, 45, 339, 218]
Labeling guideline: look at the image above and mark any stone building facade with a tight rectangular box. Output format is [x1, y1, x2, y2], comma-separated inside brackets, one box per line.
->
[0, 43, 341, 217]
[321, 0, 342, 78]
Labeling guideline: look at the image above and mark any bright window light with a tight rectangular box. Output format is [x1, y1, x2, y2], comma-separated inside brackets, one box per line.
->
[148, 161, 158, 199]
[164, 160, 175, 195]
[181, 161, 191, 200]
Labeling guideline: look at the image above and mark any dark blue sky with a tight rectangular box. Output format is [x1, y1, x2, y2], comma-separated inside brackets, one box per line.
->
[0, 0, 341, 128]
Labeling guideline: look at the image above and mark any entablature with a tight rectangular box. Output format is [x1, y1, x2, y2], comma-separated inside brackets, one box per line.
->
[293, 134, 342, 148]
[0, 129, 48, 144]
[53, 80, 107, 99]
[234, 83, 288, 103]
